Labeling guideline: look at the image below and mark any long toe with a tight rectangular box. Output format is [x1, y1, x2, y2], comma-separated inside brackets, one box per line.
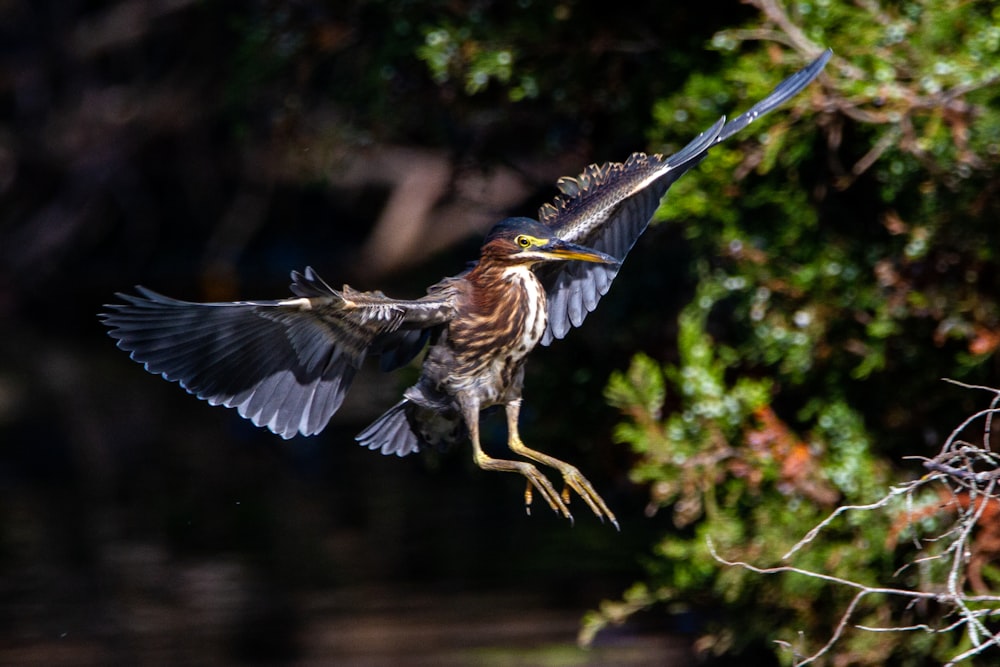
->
[562, 468, 618, 529]
[524, 466, 573, 523]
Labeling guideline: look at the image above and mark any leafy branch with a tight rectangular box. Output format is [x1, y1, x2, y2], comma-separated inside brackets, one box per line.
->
[712, 380, 1000, 665]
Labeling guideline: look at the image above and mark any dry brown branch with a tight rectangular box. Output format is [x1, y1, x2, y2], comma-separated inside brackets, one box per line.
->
[711, 381, 1000, 665]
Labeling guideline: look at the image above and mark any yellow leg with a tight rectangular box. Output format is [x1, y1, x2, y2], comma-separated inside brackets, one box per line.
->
[506, 399, 619, 530]
[462, 401, 573, 523]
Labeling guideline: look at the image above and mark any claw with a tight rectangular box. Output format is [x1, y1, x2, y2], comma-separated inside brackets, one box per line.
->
[561, 466, 619, 529]
[503, 400, 617, 528]
[469, 404, 574, 523]
[520, 463, 573, 523]
[509, 436, 618, 528]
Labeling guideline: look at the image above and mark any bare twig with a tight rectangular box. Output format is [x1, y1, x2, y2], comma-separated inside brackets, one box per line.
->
[781, 489, 903, 560]
[711, 381, 1000, 665]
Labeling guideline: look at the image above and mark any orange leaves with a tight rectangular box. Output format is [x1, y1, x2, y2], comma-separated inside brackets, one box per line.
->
[969, 326, 1000, 356]
[887, 488, 1000, 594]
[744, 405, 840, 506]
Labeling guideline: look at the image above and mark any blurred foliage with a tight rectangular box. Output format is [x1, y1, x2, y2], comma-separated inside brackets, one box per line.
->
[580, 0, 1000, 664]
[217, 0, 752, 155]
[649, 0, 1000, 402]
[586, 284, 970, 662]
[5, 0, 1000, 663]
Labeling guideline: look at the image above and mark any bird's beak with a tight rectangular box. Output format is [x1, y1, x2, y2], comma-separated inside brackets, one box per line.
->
[542, 239, 620, 266]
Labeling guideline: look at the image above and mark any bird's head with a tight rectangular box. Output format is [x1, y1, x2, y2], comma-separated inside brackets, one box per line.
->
[480, 217, 619, 267]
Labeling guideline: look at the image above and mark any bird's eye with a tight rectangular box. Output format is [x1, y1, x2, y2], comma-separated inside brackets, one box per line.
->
[516, 235, 532, 248]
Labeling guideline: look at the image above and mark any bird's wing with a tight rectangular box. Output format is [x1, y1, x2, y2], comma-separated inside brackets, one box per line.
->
[537, 49, 831, 344]
[101, 266, 456, 439]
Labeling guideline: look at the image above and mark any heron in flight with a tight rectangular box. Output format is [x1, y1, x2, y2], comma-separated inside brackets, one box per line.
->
[103, 50, 831, 529]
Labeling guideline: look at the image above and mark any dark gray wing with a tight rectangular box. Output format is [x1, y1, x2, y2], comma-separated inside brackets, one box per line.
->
[101, 267, 455, 439]
[539, 49, 831, 344]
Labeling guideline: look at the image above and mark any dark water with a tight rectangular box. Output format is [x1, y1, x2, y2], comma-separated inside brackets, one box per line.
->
[0, 319, 690, 666]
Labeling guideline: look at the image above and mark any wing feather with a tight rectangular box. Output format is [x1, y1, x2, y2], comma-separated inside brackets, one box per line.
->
[538, 49, 831, 344]
[101, 267, 456, 439]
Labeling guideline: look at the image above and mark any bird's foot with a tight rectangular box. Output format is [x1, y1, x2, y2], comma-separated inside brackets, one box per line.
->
[474, 448, 574, 523]
[555, 464, 619, 531]
[519, 465, 574, 524]
[524, 479, 576, 525]
[507, 436, 618, 529]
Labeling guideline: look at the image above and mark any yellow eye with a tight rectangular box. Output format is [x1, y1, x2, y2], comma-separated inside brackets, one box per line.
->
[516, 235, 532, 248]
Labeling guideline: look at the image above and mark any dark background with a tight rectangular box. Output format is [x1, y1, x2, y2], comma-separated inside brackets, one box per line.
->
[0, 1, 756, 664]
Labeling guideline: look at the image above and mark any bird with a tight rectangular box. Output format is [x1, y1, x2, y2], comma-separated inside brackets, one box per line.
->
[102, 49, 831, 529]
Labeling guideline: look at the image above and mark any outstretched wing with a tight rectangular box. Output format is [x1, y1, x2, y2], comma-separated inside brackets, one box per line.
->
[538, 49, 831, 344]
[101, 266, 455, 439]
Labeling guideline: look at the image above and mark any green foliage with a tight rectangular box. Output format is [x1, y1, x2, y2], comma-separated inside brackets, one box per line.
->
[646, 1, 1000, 399]
[589, 283, 977, 663]
[216, 1, 758, 182]
[591, 281, 914, 660]
[416, 24, 525, 97]
[592, 0, 1000, 663]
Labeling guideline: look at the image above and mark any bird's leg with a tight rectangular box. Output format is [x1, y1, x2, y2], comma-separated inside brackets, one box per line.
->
[505, 399, 619, 530]
[462, 400, 573, 523]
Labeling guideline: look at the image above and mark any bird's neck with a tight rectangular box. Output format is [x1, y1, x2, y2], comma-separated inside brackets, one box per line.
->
[453, 261, 548, 367]
[466, 261, 543, 312]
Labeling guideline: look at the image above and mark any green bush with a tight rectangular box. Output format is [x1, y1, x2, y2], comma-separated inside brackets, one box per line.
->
[585, 0, 1000, 664]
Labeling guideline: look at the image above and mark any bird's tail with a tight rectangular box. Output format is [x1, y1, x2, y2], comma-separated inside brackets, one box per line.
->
[356, 390, 465, 457]
[356, 399, 425, 457]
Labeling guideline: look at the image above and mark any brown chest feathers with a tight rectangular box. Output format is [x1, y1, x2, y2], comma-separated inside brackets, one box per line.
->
[447, 264, 548, 392]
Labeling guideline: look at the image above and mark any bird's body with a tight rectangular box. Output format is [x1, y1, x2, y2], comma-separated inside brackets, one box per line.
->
[368, 241, 555, 452]
[102, 50, 831, 527]
[442, 263, 547, 399]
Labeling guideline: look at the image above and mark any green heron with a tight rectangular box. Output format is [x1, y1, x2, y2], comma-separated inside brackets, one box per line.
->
[102, 50, 830, 529]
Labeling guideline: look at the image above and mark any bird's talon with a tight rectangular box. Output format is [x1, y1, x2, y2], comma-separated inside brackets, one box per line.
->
[561, 486, 571, 505]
